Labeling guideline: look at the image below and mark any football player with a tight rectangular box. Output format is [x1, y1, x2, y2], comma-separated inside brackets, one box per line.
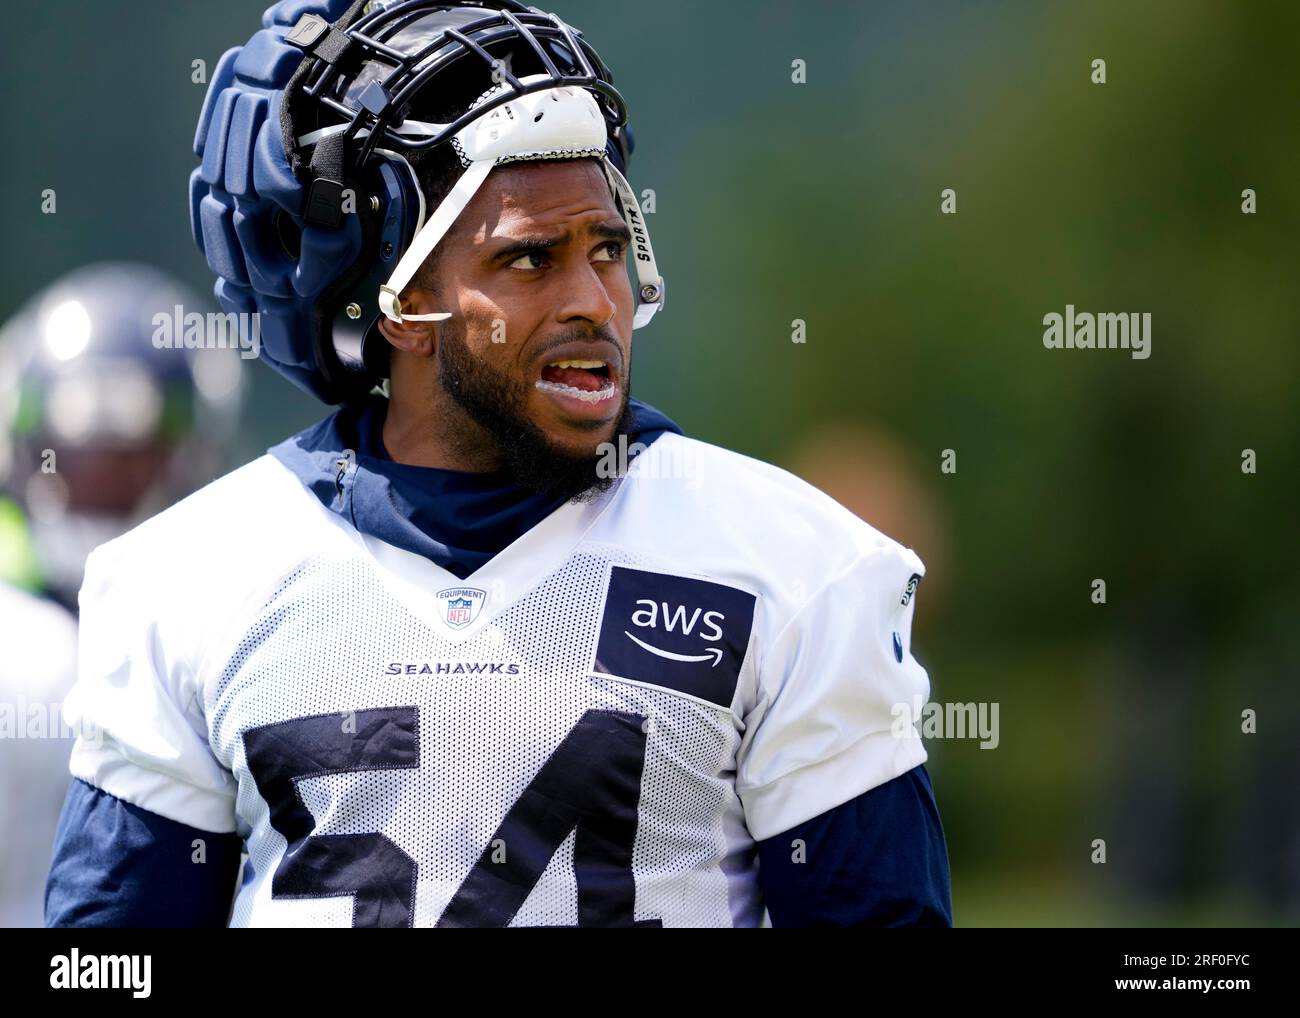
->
[45, 0, 951, 927]
[0, 262, 241, 926]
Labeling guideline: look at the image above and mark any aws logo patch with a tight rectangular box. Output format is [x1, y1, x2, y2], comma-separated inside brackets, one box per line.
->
[593, 566, 756, 708]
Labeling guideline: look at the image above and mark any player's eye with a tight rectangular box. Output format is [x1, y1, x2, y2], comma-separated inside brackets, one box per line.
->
[592, 240, 625, 262]
[507, 251, 548, 271]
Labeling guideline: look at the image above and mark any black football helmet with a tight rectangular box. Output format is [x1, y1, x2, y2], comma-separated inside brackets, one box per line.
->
[191, 0, 663, 404]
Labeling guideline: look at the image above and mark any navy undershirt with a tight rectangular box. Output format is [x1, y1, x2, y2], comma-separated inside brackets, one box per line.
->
[44, 396, 951, 927]
[268, 394, 681, 578]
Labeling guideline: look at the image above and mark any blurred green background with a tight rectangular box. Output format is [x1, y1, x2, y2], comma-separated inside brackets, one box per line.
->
[1, 0, 1295, 926]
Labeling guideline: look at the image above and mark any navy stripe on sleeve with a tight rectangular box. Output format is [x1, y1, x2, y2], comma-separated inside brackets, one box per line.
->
[45, 777, 243, 928]
[757, 764, 953, 927]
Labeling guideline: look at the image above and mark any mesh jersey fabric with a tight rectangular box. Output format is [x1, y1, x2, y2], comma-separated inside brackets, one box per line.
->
[60, 434, 931, 927]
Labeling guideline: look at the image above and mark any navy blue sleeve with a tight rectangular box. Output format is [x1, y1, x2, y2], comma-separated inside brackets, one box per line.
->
[45, 777, 244, 928]
[756, 764, 952, 927]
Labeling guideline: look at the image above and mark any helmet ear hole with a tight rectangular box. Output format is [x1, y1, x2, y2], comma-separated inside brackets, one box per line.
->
[275, 210, 303, 259]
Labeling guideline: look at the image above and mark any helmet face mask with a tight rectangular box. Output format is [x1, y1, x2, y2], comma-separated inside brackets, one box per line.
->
[294, 1, 630, 167]
[192, 0, 661, 405]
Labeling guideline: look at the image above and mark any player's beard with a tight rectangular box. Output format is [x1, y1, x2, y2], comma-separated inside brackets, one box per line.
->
[435, 315, 633, 503]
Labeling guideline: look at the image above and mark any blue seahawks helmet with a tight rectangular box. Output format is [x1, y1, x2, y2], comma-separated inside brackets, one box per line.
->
[190, 0, 664, 406]
[0, 262, 245, 606]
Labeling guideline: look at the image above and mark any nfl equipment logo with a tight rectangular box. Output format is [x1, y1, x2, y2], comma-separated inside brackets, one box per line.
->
[435, 587, 487, 630]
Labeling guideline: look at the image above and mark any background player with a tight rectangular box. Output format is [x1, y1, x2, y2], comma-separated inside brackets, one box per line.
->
[0, 262, 242, 926]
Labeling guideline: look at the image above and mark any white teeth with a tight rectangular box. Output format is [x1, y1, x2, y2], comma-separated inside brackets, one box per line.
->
[547, 359, 606, 369]
[536, 379, 617, 402]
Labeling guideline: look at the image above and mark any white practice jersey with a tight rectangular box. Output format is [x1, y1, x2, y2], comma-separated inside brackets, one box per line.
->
[63, 433, 930, 927]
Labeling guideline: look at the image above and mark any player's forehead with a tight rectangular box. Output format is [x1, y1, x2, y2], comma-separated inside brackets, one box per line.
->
[468, 159, 621, 239]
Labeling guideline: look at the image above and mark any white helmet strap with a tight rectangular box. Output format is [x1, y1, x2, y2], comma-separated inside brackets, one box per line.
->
[376, 159, 491, 324]
[599, 157, 664, 330]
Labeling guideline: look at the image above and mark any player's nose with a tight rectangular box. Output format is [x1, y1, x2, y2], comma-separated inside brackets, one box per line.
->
[555, 258, 618, 331]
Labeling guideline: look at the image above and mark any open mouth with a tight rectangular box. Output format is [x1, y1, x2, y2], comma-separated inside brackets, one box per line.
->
[536, 358, 617, 403]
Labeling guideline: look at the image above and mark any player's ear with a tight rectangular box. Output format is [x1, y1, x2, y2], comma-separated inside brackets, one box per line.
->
[376, 288, 440, 358]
